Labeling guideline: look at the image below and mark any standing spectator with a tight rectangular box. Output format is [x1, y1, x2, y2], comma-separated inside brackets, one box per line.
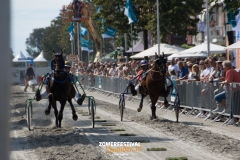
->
[109, 63, 117, 77]
[177, 61, 188, 80]
[187, 63, 195, 80]
[168, 58, 179, 75]
[200, 59, 211, 82]
[199, 60, 205, 77]
[24, 63, 35, 92]
[188, 64, 200, 82]
[208, 57, 218, 82]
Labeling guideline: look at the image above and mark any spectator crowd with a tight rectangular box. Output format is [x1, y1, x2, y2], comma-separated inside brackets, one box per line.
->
[70, 56, 239, 84]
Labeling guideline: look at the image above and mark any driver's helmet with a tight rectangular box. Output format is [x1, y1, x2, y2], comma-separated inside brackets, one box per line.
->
[54, 53, 62, 57]
[140, 60, 148, 66]
[64, 61, 71, 68]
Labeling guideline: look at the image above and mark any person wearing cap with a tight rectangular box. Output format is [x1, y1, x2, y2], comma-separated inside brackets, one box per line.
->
[129, 59, 149, 96]
[64, 61, 85, 105]
[24, 63, 35, 92]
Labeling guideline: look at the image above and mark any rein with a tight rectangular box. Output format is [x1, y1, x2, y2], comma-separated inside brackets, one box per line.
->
[148, 64, 164, 81]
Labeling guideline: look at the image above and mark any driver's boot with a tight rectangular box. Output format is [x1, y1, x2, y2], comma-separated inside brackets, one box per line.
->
[129, 83, 137, 96]
[77, 94, 86, 105]
[35, 89, 41, 101]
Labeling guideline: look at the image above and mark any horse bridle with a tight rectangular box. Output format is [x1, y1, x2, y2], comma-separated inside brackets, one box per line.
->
[154, 56, 167, 75]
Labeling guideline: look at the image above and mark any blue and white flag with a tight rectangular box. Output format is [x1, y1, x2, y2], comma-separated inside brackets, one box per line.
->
[81, 36, 93, 53]
[96, 6, 102, 14]
[80, 26, 88, 37]
[102, 26, 117, 38]
[67, 22, 74, 41]
[124, 0, 137, 24]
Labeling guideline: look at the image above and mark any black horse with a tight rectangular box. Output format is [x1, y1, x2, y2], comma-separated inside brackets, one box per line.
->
[46, 52, 78, 127]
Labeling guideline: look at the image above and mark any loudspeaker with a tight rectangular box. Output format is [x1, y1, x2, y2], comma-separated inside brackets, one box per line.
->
[227, 31, 235, 45]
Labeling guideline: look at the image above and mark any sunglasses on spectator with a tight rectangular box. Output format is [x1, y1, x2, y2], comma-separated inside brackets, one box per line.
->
[199, 63, 204, 65]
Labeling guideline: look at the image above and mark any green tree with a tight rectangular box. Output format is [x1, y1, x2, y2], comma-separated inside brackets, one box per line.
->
[26, 14, 73, 61]
[92, 0, 204, 44]
[25, 28, 45, 58]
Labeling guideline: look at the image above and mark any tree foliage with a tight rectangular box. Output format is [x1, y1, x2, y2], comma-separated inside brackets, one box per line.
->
[25, 15, 72, 60]
[25, 28, 45, 57]
[92, 0, 204, 42]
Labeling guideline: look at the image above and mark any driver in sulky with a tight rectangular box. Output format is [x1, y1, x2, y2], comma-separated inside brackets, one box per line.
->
[129, 59, 149, 96]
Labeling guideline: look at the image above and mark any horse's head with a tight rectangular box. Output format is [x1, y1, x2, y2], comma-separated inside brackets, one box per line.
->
[154, 52, 167, 74]
[53, 50, 63, 76]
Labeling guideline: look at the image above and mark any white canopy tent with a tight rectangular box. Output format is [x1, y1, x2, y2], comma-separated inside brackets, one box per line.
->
[179, 42, 226, 54]
[12, 51, 26, 62]
[167, 42, 226, 60]
[226, 41, 240, 49]
[33, 51, 47, 62]
[168, 52, 207, 60]
[126, 39, 151, 53]
[130, 43, 185, 59]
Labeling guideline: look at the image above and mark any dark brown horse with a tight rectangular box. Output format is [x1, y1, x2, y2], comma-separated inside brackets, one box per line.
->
[46, 52, 78, 127]
[137, 52, 170, 120]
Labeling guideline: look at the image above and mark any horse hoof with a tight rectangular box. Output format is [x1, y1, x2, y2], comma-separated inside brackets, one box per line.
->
[137, 108, 142, 112]
[77, 98, 83, 106]
[72, 115, 78, 121]
[45, 109, 50, 115]
[36, 95, 42, 101]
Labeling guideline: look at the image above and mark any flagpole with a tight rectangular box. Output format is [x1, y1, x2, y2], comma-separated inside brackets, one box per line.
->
[103, 38, 105, 59]
[131, 23, 133, 62]
[77, 22, 80, 61]
[206, 0, 210, 57]
[71, 40, 73, 55]
[88, 31, 90, 62]
[157, 0, 160, 56]
[79, 23, 83, 61]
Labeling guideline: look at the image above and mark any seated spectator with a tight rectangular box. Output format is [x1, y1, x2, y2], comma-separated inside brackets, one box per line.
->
[213, 60, 240, 113]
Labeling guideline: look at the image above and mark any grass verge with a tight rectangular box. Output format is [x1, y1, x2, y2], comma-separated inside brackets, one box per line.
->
[119, 133, 136, 136]
[147, 148, 167, 151]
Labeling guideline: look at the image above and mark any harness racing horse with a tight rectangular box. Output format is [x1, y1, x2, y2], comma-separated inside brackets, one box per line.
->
[137, 52, 171, 120]
[46, 52, 78, 128]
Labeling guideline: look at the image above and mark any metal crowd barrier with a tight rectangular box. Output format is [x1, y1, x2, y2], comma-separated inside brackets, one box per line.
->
[78, 74, 240, 124]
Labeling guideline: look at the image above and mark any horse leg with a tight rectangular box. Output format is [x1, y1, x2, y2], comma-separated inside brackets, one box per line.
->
[68, 98, 78, 121]
[137, 94, 145, 112]
[51, 100, 58, 127]
[164, 96, 169, 107]
[45, 103, 51, 115]
[150, 97, 158, 120]
[58, 101, 67, 128]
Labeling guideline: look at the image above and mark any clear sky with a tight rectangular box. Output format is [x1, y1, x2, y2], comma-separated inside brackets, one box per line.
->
[11, 0, 72, 57]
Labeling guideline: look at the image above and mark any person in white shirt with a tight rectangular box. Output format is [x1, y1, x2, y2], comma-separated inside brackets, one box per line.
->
[200, 59, 211, 82]
[168, 58, 179, 76]
[108, 63, 117, 77]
